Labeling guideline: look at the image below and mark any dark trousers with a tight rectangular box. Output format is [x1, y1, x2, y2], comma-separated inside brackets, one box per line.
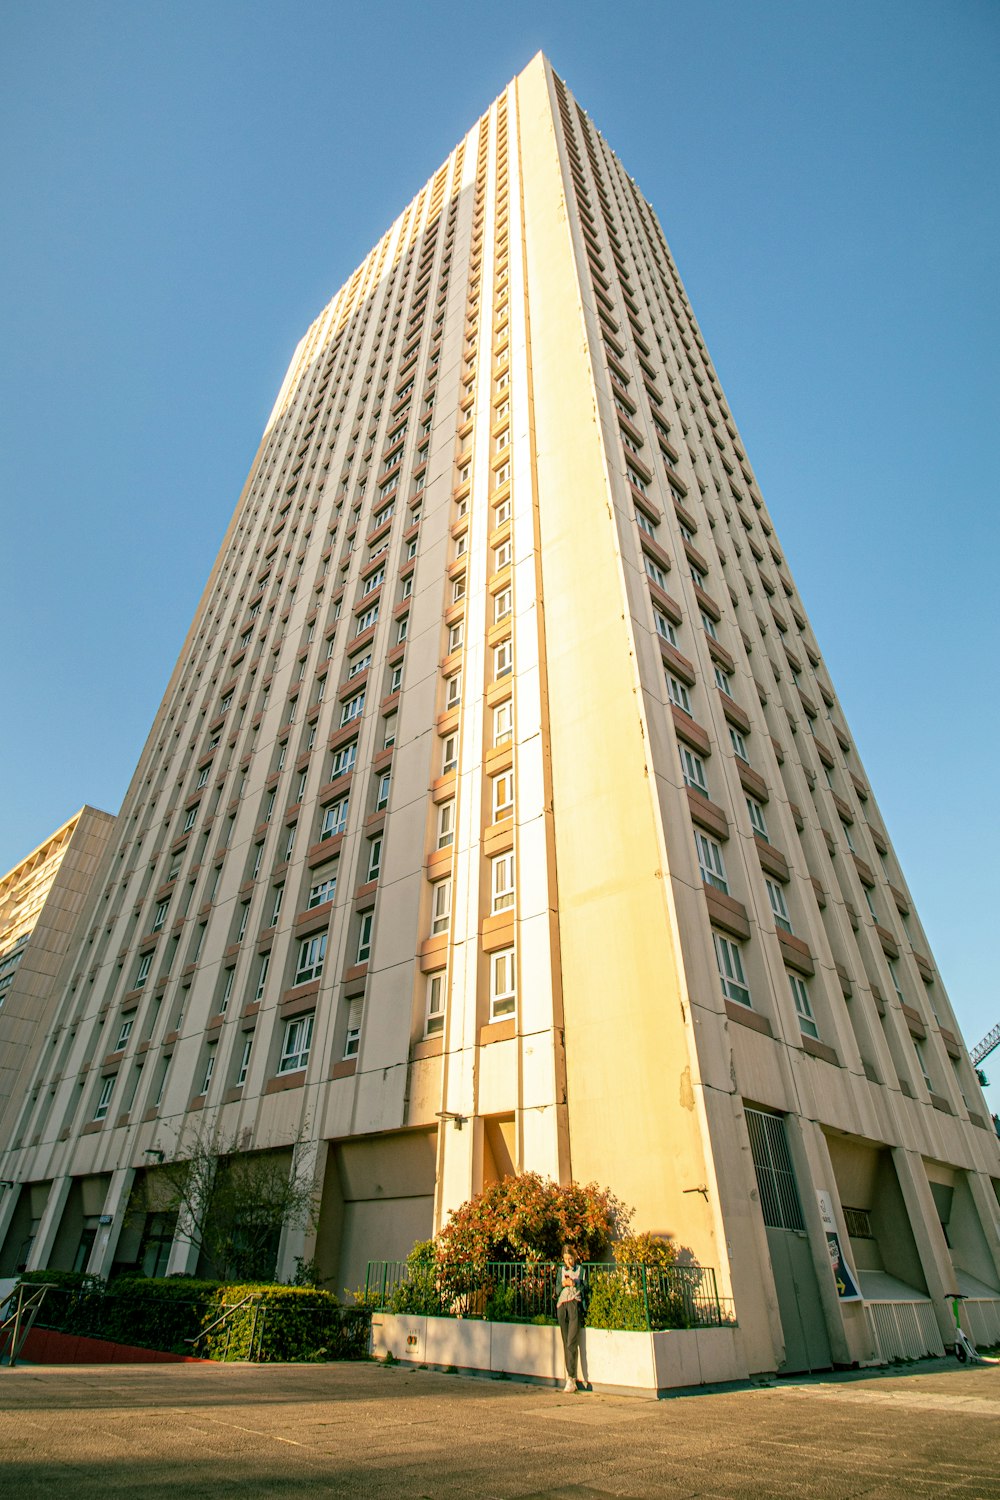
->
[558, 1300, 581, 1379]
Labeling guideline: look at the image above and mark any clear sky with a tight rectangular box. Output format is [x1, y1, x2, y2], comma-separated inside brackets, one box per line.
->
[2, 2, 998, 1092]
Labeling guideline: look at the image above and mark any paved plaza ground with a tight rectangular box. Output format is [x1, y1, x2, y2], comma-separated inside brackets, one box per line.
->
[1, 1356, 998, 1498]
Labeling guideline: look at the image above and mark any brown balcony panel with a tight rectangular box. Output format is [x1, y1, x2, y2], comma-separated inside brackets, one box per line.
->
[725, 1000, 772, 1037]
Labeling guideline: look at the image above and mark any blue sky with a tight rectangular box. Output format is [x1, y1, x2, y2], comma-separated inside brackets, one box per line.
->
[2, 1, 998, 1088]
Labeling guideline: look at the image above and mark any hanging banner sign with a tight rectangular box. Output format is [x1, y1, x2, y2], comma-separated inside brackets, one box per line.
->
[817, 1190, 862, 1301]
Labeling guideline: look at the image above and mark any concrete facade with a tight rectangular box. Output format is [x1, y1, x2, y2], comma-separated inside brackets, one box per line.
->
[1, 55, 998, 1376]
[0, 808, 115, 1149]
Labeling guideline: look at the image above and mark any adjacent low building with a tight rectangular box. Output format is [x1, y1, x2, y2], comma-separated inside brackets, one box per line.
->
[1, 55, 998, 1375]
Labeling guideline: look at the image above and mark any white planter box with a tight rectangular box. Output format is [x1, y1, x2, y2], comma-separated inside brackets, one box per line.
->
[370, 1313, 748, 1396]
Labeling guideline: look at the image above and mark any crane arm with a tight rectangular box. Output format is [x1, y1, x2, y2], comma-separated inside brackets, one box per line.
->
[970, 1023, 1000, 1067]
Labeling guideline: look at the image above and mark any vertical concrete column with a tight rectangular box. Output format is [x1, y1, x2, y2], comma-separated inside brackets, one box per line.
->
[165, 1203, 204, 1277]
[24, 1175, 72, 1270]
[783, 1116, 854, 1366]
[87, 1167, 136, 1280]
[966, 1170, 1000, 1284]
[274, 1139, 322, 1284]
[794, 1119, 877, 1365]
[0, 1181, 22, 1251]
[892, 1146, 958, 1344]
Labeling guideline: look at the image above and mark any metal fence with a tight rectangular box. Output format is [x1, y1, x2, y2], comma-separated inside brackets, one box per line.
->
[363, 1259, 734, 1331]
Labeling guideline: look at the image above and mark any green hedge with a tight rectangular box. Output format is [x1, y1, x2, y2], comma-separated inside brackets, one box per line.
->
[17, 1272, 369, 1362]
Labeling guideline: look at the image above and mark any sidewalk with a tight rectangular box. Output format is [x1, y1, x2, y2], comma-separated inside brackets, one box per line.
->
[1, 1356, 998, 1497]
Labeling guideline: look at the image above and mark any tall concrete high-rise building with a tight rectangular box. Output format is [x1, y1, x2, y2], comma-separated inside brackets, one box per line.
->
[2, 55, 998, 1373]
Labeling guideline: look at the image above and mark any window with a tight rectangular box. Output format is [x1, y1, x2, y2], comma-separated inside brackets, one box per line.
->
[494, 460, 511, 486]
[442, 732, 458, 773]
[493, 769, 514, 821]
[787, 972, 819, 1039]
[362, 567, 384, 596]
[200, 1045, 217, 1095]
[278, 1013, 313, 1073]
[842, 819, 856, 853]
[644, 555, 667, 590]
[863, 887, 878, 921]
[654, 608, 676, 646]
[389, 663, 403, 694]
[183, 806, 198, 832]
[115, 1018, 133, 1051]
[887, 957, 906, 1004]
[494, 639, 513, 678]
[766, 879, 792, 933]
[746, 797, 768, 839]
[367, 836, 382, 882]
[295, 933, 327, 985]
[493, 700, 513, 746]
[254, 953, 270, 1002]
[236, 902, 250, 942]
[679, 744, 708, 795]
[284, 823, 297, 860]
[728, 727, 749, 761]
[383, 713, 397, 748]
[635, 507, 658, 539]
[700, 610, 718, 640]
[331, 743, 357, 781]
[252, 842, 264, 879]
[448, 620, 464, 653]
[135, 952, 152, 989]
[451, 577, 465, 603]
[270, 884, 284, 924]
[690, 565, 706, 588]
[341, 691, 365, 726]
[714, 666, 732, 694]
[713, 931, 751, 1007]
[375, 771, 391, 811]
[152, 901, 169, 932]
[492, 851, 515, 913]
[494, 539, 512, 571]
[494, 497, 511, 527]
[695, 832, 728, 893]
[445, 672, 462, 709]
[93, 1075, 115, 1121]
[220, 967, 235, 1012]
[495, 587, 512, 622]
[425, 973, 446, 1037]
[236, 1035, 252, 1088]
[348, 651, 371, 680]
[356, 910, 374, 964]
[666, 673, 691, 713]
[344, 997, 363, 1058]
[431, 878, 452, 934]
[396, 616, 408, 644]
[321, 798, 348, 841]
[308, 874, 337, 908]
[490, 947, 516, 1019]
[745, 1107, 805, 1231]
[196, 766, 209, 789]
[914, 1037, 933, 1090]
[437, 800, 456, 849]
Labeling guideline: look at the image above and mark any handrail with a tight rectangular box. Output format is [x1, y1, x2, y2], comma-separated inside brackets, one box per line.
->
[0, 1283, 56, 1367]
[185, 1293, 262, 1362]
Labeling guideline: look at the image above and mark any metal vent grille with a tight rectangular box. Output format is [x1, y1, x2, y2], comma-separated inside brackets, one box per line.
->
[843, 1206, 873, 1239]
[745, 1107, 805, 1231]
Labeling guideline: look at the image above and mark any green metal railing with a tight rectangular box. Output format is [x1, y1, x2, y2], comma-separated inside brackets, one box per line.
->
[363, 1260, 734, 1331]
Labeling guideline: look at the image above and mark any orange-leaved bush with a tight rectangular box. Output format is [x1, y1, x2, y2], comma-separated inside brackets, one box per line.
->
[436, 1172, 631, 1271]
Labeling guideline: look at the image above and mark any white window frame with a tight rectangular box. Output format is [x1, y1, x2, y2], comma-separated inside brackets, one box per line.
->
[278, 1013, 313, 1074]
[494, 639, 513, 678]
[695, 832, 728, 893]
[490, 946, 516, 1019]
[492, 769, 514, 821]
[666, 673, 691, 713]
[321, 798, 349, 841]
[357, 910, 374, 964]
[745, 796, 768, 839]
[308, 874, 337, 909]
[788, 971, 819, 1040]
[437, 800, 456, 849]
[93, 1075, 115, 1121]
[491, 851, 515, 913]
[431, 878, 452, 935]
[493, 701, 513, 746]
[425, 972, 446, 1037]
[766, 879, 792, 933]
[713, 931, 752, 1008]
[295, 933, 326, 985]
